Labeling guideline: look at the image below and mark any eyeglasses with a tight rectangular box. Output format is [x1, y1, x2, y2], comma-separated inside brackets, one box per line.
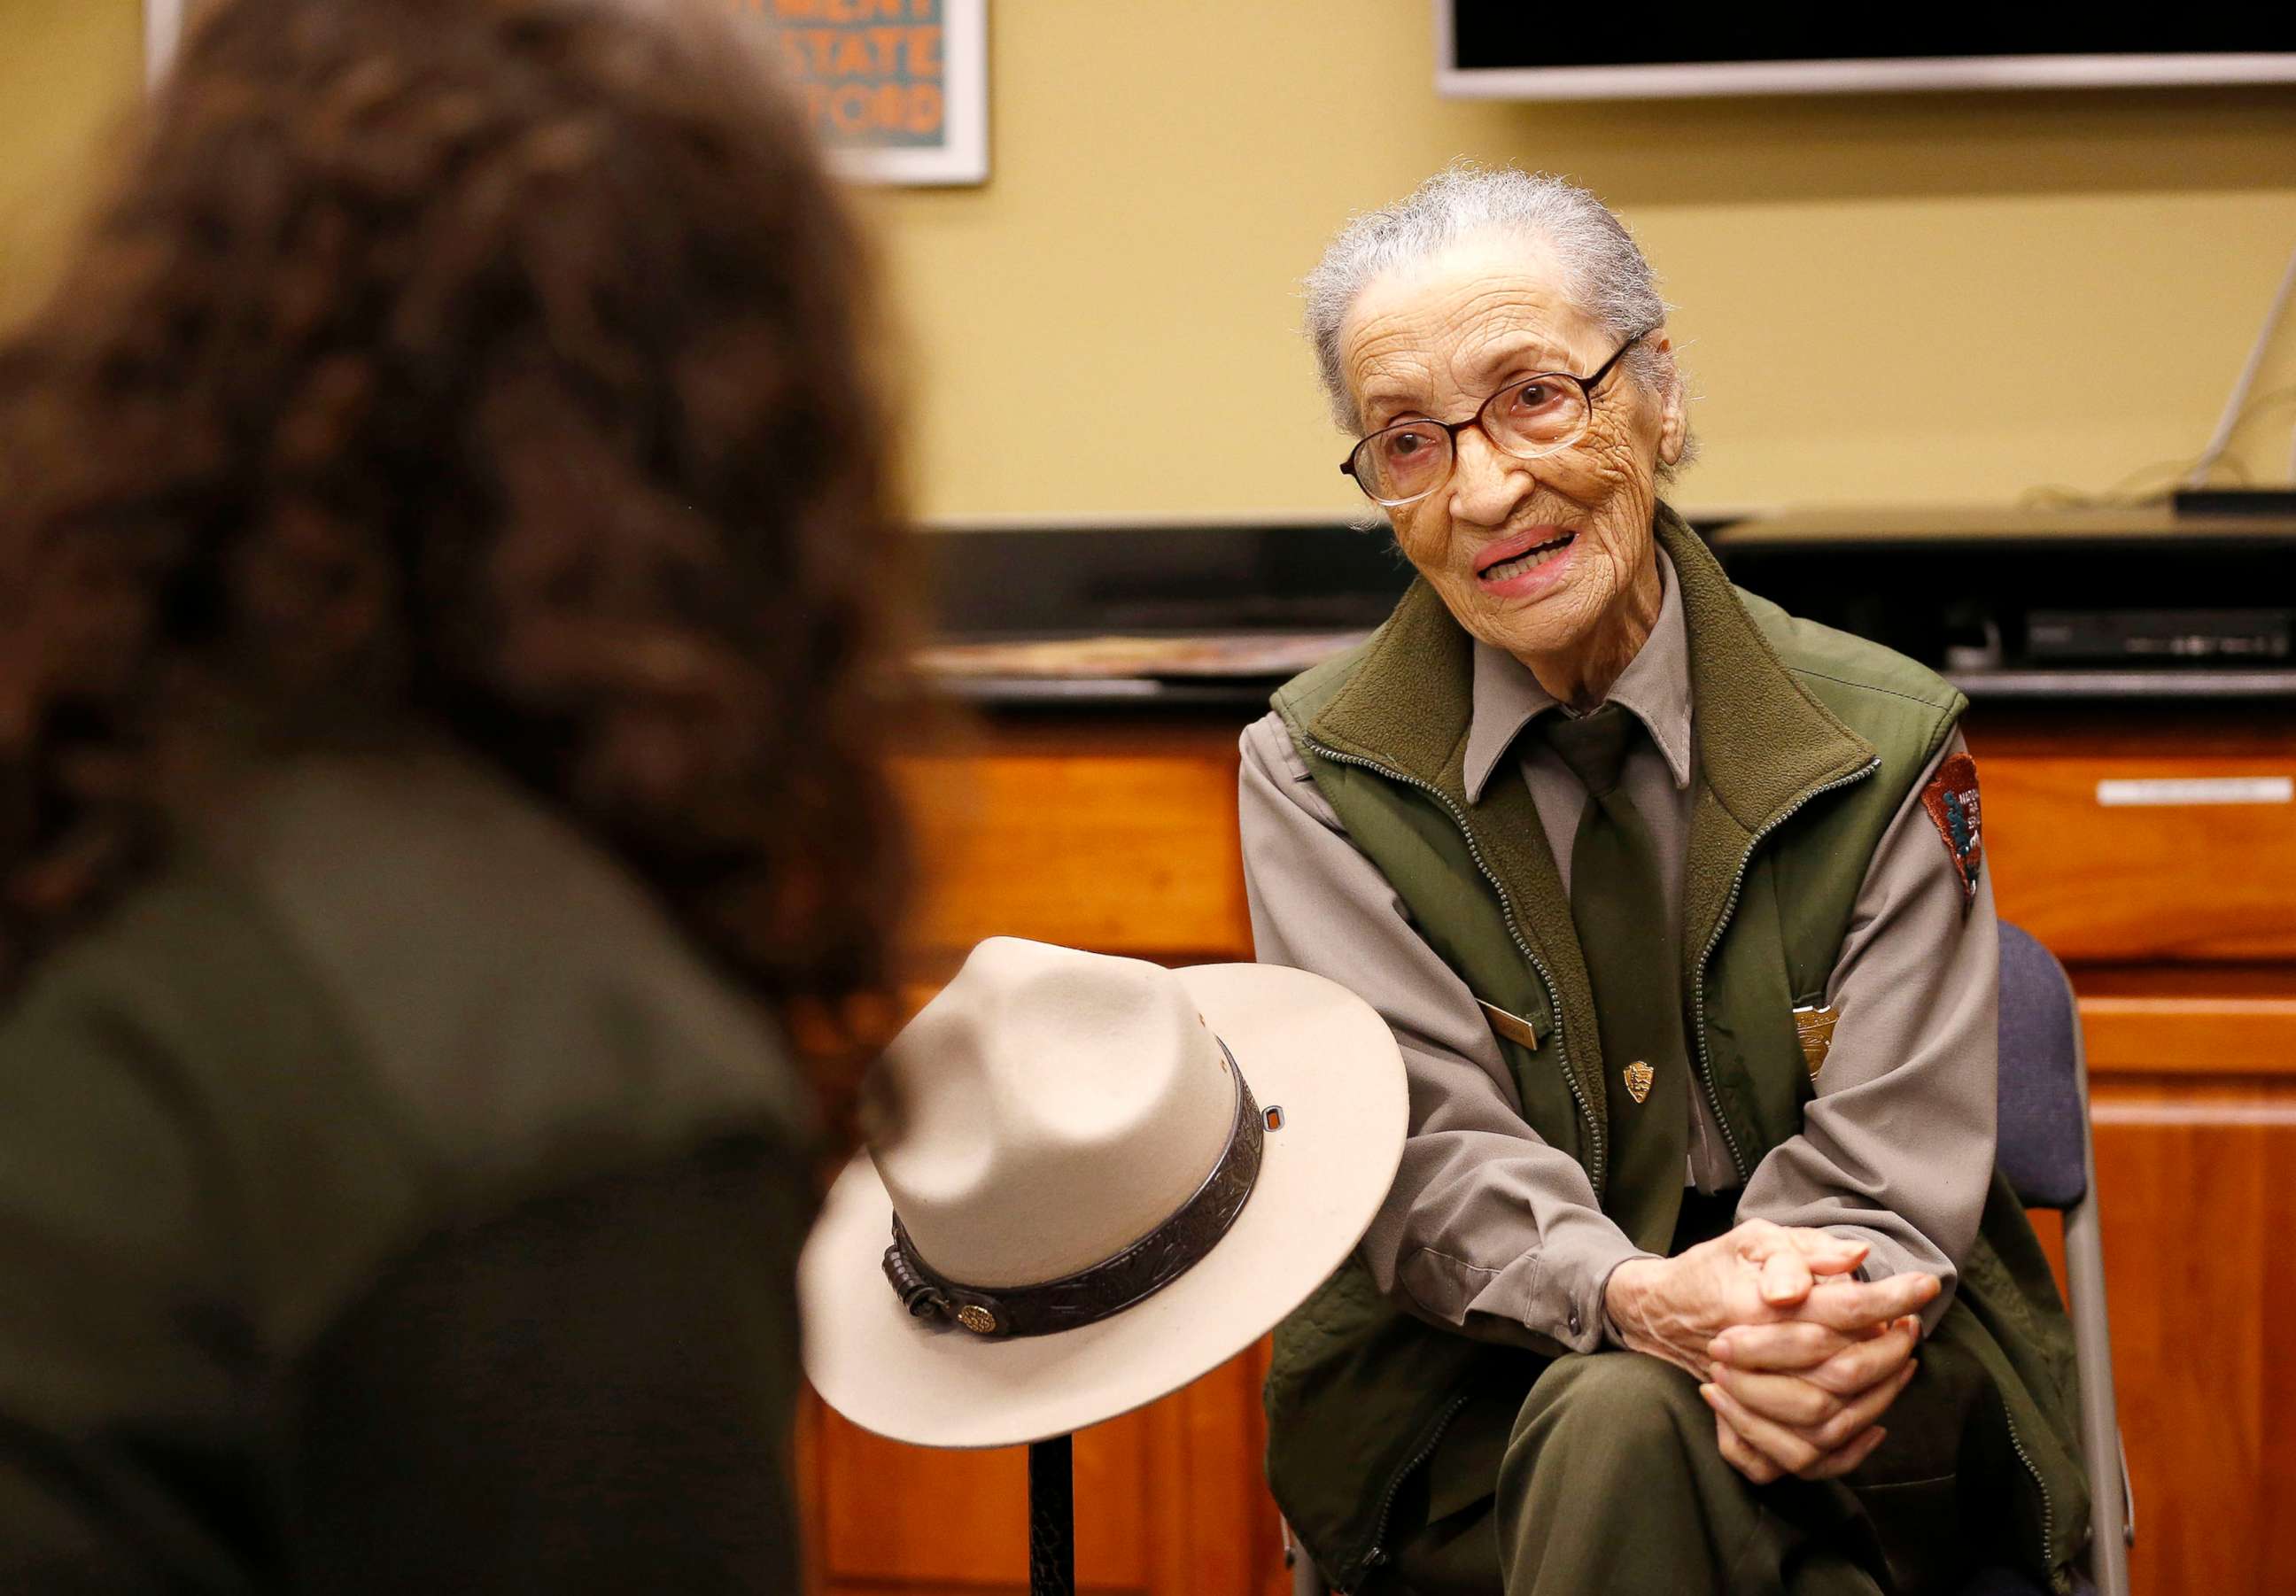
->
[1340, 329, 1654, 508]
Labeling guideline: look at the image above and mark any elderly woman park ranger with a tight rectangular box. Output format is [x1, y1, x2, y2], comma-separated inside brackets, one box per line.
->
[1241, 167, 2088, 1596]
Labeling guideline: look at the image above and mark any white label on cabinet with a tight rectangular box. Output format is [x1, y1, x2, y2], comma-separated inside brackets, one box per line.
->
[2094, 777, 2294, 807]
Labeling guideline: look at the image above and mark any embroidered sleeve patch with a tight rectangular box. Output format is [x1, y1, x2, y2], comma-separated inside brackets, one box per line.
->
[1920, 751, 1984, 910]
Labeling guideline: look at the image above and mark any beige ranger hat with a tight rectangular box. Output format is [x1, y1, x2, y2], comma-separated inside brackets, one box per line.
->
[799, 936, 1407, 1450]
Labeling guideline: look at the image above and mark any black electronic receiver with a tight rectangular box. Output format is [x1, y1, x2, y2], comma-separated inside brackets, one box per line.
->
[1710, 506, 2296, 701]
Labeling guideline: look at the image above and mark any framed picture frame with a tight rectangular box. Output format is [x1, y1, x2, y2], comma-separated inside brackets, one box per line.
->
[753, 0, 989, 188]
[147, 2, 989, 188]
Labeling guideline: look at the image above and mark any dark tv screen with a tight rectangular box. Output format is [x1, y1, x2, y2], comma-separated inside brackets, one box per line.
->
[1441, 10, 2296, 97]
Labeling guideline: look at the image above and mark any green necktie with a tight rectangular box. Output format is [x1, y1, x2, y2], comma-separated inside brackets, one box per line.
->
[1540, 703, 1690, 1252]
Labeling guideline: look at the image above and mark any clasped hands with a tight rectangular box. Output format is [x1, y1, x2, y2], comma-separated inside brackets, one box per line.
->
[1603, 1220, 1940, 1485]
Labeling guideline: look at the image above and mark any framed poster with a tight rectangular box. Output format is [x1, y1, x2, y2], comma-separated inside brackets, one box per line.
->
[146, 2, 991, 187]
[743, 0, 989, 187]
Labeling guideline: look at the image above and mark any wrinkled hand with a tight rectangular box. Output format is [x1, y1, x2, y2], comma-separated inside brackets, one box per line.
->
[1603, 1220, 1886, 1379]
[1602, 1220, 1941, 1484]
[1700, 1303, 1929, 1484]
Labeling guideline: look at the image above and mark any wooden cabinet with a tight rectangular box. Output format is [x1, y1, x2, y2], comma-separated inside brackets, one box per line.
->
[803, 1352, 1281, 1596]
[1975, 713, 2296, 1596]
[1982, 741, 2296, 963]
[895, 722, 1254, 964]
[802, 705, 2296, 1595]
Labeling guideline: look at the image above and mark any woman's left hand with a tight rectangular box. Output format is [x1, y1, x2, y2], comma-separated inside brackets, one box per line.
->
[1698, 1302, 1929, 1482]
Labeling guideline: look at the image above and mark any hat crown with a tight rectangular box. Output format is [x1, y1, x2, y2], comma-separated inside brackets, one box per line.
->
[870, 938, 1238, 1289]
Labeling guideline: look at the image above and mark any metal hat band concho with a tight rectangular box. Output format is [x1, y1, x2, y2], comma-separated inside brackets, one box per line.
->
[881, 1040, 1265, 1338]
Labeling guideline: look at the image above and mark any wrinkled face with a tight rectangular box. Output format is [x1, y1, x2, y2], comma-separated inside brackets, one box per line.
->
[1338, 230, 1684, 668]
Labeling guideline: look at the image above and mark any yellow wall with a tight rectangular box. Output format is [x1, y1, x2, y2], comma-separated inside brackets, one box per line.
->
[0, 0, 142, 333]
[8, 3, 2295, 523]
[862, 3, 2296, 522]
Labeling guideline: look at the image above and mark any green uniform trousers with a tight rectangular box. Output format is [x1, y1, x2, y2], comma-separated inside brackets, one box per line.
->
[1375, 1197, 1991, 1596]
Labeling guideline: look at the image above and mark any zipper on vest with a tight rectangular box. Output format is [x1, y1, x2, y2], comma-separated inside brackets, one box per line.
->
[1688, 757, 1880, 1182]
[1997, 1400, 2059, 1586]
[1302, 740, 1604, 1185]
[1347, 1387, 1473, 1592]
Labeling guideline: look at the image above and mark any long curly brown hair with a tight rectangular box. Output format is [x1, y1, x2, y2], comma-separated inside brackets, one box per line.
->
[0, 0, 911, 1127]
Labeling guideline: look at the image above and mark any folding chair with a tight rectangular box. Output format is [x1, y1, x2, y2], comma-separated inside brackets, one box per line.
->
[1986, 921, 2132, 1596]
[1282, 921, 2133, 1595]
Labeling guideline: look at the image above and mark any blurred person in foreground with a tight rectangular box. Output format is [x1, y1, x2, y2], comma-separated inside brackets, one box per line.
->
[0, 0, 906, 1588]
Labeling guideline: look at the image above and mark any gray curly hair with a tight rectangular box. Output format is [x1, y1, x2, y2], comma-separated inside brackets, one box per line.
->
[1303, 163, 1694, 473]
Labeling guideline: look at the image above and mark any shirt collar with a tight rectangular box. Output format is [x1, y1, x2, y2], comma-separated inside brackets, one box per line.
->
[1462, 546, 1695, 802]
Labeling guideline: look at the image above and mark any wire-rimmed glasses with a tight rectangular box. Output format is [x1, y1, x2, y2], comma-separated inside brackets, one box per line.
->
[1340, 328, 1653, 507]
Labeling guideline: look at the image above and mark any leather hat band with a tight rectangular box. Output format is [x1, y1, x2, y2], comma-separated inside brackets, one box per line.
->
[881, 1041, 1266, 1338]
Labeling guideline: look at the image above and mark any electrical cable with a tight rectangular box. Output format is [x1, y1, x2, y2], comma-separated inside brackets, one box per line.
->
[2185, 238, 2296, 488]
[2023, 384, 2296, 510]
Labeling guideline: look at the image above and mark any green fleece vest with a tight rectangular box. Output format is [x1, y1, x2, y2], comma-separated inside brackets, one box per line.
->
[1262, 507, 2090, 1594]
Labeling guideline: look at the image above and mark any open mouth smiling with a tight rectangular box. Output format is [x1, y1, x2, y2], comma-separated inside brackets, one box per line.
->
[1474, 526, 1578, 590]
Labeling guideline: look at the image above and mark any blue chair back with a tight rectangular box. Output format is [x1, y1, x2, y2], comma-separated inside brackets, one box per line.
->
[1995, 922, 2088, 1212]
[1987, 922, 2129, 1596]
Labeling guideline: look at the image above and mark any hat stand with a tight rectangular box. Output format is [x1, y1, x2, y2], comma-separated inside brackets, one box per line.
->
[1028, 1435, 1075, 1596]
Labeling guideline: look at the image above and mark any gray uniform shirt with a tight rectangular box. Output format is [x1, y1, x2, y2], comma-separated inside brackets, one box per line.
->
[1238, 553, 1997, 1357]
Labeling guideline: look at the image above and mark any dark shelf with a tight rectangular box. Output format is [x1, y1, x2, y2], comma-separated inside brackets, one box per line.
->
[923, 521, 1416, 641]
[1947, 668, 2296, 701]
[915, 510, 2296, 710]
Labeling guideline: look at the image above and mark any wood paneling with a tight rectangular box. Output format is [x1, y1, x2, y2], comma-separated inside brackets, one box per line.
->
[2081, 1071, 2296, 1596]
[2065, 963, 2296, 1594]
[1981, 751, 2296, 963]
[806, 1351, 1284, 1596]
[895, 727, 1250, 959]
[2079, 985, 2296, 1077]
[1980, 712, 2296, 1589]
[816, 1398, 1153, 1590]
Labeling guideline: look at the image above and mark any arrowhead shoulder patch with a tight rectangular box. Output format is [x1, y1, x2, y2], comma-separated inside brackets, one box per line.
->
[1920, 751, 1984, 911]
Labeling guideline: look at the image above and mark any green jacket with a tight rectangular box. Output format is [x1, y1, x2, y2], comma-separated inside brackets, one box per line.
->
[0, 749, 813, 1592]
[1261, 508, 2090, 1593]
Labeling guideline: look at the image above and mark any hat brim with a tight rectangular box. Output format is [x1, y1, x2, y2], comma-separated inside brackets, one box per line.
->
[799, 962, 1406, 1449]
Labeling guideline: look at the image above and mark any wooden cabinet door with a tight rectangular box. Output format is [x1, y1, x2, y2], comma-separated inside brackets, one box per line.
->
[803, 1347, 1291, 1596]
[1983, 749, 2296, 962]
[2074, 980, 2296, 1596]
[895, 726, 1255, 965]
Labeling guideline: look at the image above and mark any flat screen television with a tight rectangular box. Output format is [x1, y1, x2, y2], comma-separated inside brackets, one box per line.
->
[1437, 9, 2296, 100]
